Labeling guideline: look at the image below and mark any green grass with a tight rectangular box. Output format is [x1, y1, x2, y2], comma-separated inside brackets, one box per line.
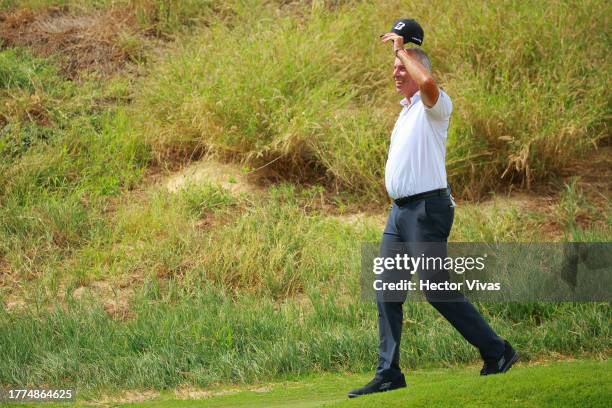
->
[3, 166, 609, 394]
[333, 360, 612, 408]
[0, 47, 149, 282]
[1, 277, 610, 392]
[7, 359, 611, 407]
[0, 0, 610, 401]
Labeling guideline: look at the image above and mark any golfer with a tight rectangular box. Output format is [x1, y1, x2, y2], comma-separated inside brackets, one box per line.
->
[347, 21, 518, 398]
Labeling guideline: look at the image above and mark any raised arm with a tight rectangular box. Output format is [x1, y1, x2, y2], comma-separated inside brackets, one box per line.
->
[381, 32, 439, 108]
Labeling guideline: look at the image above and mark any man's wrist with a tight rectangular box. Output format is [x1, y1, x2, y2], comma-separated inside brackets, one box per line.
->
[394, 48, 405, 57]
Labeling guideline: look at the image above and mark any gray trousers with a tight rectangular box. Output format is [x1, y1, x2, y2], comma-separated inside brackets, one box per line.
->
[376, 195, 505, 380]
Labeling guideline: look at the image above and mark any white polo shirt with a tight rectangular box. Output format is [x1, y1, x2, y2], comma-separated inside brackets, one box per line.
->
[384, 89, 453, 199]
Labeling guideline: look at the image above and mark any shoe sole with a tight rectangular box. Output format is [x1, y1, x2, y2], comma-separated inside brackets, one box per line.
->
[501, 351, 519, 373]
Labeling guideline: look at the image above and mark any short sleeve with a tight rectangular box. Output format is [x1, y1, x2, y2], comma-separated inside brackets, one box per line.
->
[424, 89, 453, 121]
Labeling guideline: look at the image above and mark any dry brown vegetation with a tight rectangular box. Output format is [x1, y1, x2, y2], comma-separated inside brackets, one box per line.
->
[559, 145, 612, 230]
[562, 146, 611, 201]
[0, 6, 147, 78]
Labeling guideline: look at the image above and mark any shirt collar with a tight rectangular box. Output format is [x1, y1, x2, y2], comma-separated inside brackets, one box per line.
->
[400, 91, 421, 108]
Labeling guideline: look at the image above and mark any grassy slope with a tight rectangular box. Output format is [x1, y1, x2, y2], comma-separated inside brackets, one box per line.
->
[1, 183, 609, 391]
[0, 0, 610, 400]
[135, 0, 611, 199]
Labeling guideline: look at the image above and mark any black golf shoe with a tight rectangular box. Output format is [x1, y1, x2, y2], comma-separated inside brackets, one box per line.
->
[480, 340, 519, 376]
[347, 373, 406, 398]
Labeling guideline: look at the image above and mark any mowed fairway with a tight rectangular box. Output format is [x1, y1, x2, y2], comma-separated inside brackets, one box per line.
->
[13, 359, 609, 407]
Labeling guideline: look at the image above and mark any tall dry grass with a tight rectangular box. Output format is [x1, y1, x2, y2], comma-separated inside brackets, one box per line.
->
[134, 0, 610, 200]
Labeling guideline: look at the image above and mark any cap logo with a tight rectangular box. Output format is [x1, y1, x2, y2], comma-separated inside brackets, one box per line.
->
[393, 22, 406, 30]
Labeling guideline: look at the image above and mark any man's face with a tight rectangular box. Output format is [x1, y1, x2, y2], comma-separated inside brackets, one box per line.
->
[393, 54, 418, 98]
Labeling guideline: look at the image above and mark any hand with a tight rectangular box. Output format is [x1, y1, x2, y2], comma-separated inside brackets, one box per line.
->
[380, 32, 404, 53]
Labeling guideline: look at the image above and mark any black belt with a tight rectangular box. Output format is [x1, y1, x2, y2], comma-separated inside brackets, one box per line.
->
[394, 187, 451, 207]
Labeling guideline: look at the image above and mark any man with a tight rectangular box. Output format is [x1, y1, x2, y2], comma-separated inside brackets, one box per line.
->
[347, 30, 518, 398]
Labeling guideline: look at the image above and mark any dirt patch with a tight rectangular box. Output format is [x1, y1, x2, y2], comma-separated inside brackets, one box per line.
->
[562, 145, 611, 204]
[173, 387, 240, 400]
[2, 276, 138, 319]
[547, 145, 612, 232]
[163, 159, 261, 195]
[562, 145, 612, 190]
[173, 388, 213, 400]
[93, 389, 160, 405]
[0, 255, 14, 284]
[0, 6, 147, 78]
[0, 257, 27, 311]
[173, 384, 272, 401]
[3, 297, 27, 311]
[71, 279, 137, 321]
